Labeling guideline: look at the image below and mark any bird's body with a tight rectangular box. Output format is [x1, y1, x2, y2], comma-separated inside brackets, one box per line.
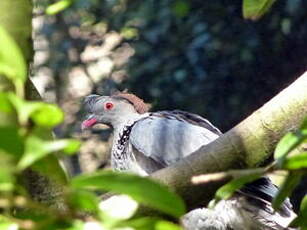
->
[110, 110, 221, 175]
[82, 92, 296, 230]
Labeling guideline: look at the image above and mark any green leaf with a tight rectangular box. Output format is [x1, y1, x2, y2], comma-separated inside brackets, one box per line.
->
[0, 93, 13, 113]
[46, 0, 73, 15]
[7, 94, 64, 127]
[214, 171, 262, 202]
[0, 153, 15, 191]
[0, 25, 27, 84]
[0, 126, 24, 157]
[272, 172, 302, 210]
[122, 217, 182, 230]
[290, 195, 307, 227]
[242, 0, 276, 20]
[0, 0, 32, 62]
[243, 0, 277, 20]
[300, 117, 307, 130]
[31, 104, 64, 128]
[62, 140, 80, 154]
[7, 94, 41, 125]
[274, 132, 307, 161]
[71, 171, 186, 218]
[68, 190, 99, 213]
[282, 152, 307, 170]
[18, 136, 79, 170]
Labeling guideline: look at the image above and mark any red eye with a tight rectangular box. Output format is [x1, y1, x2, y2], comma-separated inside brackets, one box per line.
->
[105, 102, 114, 110]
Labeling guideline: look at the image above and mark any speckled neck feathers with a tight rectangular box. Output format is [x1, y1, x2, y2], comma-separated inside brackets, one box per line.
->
[111, 123, 136, 171]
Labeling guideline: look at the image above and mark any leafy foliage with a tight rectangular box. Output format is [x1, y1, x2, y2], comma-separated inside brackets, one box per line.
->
[71, 171, 186, 218]
[0, 24, 184, 229]
[213, 170, 264, 204]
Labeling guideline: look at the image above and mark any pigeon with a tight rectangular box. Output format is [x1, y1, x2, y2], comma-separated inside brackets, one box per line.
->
[81, 92, 296, 230]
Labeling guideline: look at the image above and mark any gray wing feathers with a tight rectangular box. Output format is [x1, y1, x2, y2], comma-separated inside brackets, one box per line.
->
[129, 114, 220, 167]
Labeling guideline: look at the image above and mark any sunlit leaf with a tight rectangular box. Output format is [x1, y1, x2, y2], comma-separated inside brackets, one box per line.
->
[274, 132, 307, 161]
[62, 140, 80, 154]
[31, 104, 64, 128]
[214, 171, 262, 202]
[243, 0, 277, 20]
[7, 94, 41, 125]
[0, 25, 27, 85]
[18, 136, 79, 170]
[7, 94, 64, 127]
[71, 171, 186, 218]
[46, 0, 73, 15]
[0, 0, 32, 62]
[0, 93, 13, 113]
[282, 152, 307, 170]
[272, 172, 302, 210]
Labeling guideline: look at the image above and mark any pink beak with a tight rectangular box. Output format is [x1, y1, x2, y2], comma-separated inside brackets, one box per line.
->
[81, 117, 98, 130]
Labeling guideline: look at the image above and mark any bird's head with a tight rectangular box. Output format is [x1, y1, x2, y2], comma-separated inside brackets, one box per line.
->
[81, 92, 150, 130]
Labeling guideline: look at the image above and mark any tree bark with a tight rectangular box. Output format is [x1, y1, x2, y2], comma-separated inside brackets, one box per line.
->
[150, 71, 307, 210]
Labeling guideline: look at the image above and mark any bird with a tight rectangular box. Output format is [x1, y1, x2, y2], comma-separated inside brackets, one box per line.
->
[81, 92, 296, 230]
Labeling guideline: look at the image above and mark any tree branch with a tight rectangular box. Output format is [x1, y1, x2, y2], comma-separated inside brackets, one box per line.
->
[150, 71, 307, 210]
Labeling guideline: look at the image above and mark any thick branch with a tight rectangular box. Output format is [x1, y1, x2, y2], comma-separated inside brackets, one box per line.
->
[151, 71, 307, 210]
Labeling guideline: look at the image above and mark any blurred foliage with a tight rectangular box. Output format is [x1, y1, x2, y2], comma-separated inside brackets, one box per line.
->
[0, 23, 184, 229]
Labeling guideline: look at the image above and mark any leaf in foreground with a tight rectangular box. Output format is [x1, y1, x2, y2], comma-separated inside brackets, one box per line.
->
[274, 131, 307, 161]
[30, 104, 64, 128]
[214, 171, 262, 203]
[243, 0, 276, 20]
[0, 25, 27, 84]
[282, 152, 307, 170]
[18, 136, 79, 170]
[71, 171, 186, 218]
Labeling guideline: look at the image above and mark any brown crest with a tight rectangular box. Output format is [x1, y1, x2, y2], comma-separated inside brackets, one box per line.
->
[112, 92, 151, 114]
